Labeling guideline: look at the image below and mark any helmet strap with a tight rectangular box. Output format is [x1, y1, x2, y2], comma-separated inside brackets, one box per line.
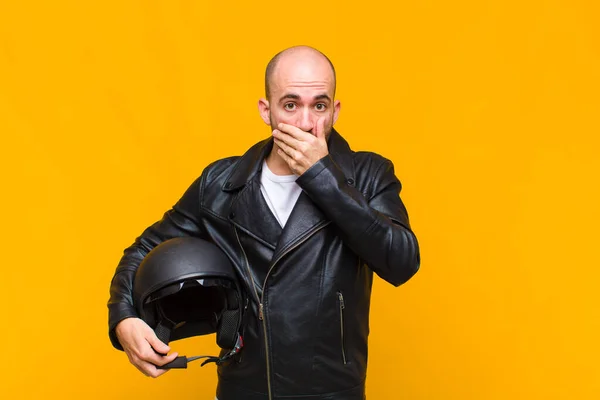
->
[154, 303, 181, 345]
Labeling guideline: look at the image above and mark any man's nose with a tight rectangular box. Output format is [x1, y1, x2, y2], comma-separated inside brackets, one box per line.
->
[296, 108, 314, 133]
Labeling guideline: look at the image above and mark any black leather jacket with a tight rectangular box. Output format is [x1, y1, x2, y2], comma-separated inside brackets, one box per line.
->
[108, 129, 420, 400]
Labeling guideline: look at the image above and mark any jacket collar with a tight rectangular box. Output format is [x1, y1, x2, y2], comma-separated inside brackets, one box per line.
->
[222, 128, 354, 192]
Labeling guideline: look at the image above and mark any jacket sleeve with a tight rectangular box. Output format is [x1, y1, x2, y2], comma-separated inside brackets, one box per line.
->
[107, 174, 208, 350]
[295, 154, 420, 286]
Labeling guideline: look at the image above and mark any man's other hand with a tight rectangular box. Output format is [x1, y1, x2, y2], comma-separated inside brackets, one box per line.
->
[115, 317, 179, 378]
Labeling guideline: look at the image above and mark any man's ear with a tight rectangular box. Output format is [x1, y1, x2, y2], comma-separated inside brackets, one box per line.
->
[332, 100, 341, 125]
[258, 98, 270, 126]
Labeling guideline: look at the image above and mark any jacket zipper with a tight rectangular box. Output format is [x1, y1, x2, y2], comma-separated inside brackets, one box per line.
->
[235, 221, 330, 400]
[234, 227, 262, 308]
[337, 291, 348, 365]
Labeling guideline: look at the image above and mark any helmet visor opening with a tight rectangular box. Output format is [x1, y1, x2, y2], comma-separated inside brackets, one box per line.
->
[155, 282, 230, 325]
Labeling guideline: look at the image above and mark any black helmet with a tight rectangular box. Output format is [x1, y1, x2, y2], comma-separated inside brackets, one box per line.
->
[133, 236, 245, 368]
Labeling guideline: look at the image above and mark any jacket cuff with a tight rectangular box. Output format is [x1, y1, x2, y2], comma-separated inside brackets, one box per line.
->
[108, 303, 139, 351]
[296, 154, 339, 186]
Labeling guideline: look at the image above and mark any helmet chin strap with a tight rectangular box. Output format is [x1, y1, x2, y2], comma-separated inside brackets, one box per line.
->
[153, 303, 244, 370]
[156, 333, 244, 369]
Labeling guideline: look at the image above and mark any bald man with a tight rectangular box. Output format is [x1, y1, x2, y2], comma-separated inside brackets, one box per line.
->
[108, 46, 420, 400]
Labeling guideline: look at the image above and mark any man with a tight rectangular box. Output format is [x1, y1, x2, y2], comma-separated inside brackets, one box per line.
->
[108, 46, 420, 400]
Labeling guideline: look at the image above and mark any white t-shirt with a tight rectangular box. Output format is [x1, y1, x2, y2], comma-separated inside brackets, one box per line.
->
[259, 160, 302, 227]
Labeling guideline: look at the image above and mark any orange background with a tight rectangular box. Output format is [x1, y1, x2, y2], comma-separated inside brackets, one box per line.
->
[1, 0, 599, 399]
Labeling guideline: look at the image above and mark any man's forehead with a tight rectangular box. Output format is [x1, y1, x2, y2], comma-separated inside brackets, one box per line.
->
[271, 65, 335, 96]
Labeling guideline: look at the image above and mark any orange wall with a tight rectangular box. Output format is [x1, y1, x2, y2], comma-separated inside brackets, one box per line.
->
[1, 0, 599, 398]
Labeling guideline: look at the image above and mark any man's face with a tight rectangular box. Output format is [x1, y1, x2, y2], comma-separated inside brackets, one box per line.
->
[259, 54, 340, 138]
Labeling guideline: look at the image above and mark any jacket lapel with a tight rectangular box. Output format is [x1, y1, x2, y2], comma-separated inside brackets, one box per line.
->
[270, 190, 329, 263]
[230, 177, 281, 249]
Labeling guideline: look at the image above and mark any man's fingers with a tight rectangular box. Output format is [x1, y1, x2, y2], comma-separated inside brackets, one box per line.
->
[277, 148, 296, 169]
[152, 351, 179, 367]
[146, 331, 170, 355]
[134, 358, 169, 378]
[118, 318, 176, 378]
[277, 123, 311, 140]
[134, 347, 178, 376]
[315, 117, 325, 140]
[141, 343, 178, 366]
[273, 129, 302, 150]
[274, 139, 297, 160]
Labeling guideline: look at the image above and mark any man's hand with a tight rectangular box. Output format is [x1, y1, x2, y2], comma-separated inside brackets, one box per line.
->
[273, 118, 329, 175]
[115, 317, 178, 378]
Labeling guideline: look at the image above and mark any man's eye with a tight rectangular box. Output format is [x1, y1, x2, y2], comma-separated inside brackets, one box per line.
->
[315, 103, 327, 111]
[284, 103, 296, 111]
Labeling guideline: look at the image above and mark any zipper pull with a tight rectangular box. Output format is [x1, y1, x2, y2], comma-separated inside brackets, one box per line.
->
[337, 292, 345, 309]
[259, 303, 264, 320]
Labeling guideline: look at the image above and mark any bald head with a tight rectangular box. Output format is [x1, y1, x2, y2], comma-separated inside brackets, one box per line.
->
[265, 46, 336, 100]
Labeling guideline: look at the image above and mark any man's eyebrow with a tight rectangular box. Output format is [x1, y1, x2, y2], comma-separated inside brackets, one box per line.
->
[314, 94, 332, 102]
[278, 93, 301, 102]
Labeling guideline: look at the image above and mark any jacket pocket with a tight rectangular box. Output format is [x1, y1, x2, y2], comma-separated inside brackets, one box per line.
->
[337, 291, 348, 365]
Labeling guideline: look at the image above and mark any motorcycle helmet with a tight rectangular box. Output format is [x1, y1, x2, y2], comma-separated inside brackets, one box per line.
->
[133, 236, 245, 368]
